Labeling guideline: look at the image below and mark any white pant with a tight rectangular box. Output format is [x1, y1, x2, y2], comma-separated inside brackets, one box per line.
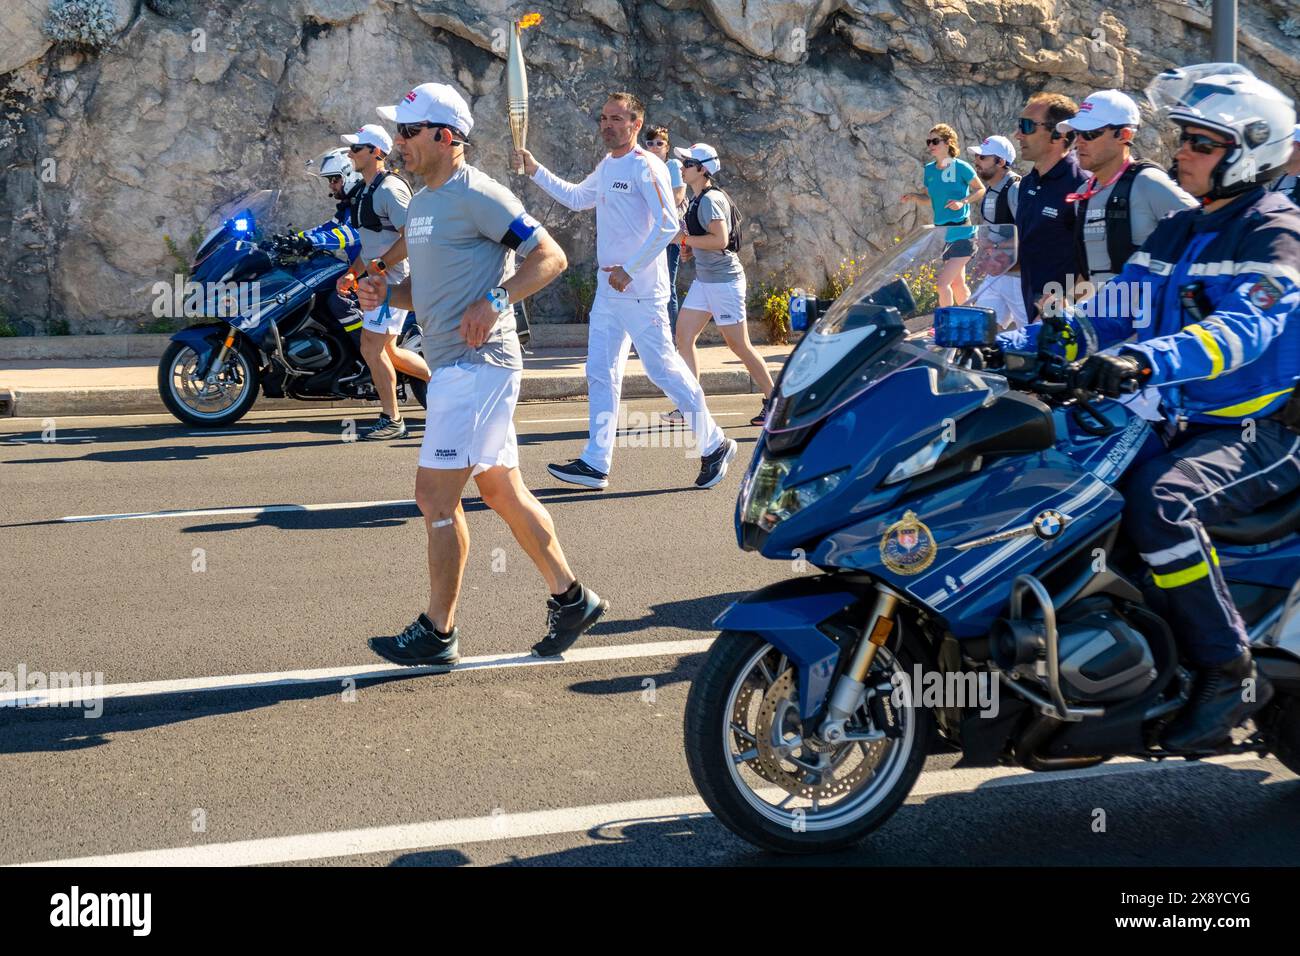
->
[969, 274, 1027, 331]
[582, 294, 724, 473]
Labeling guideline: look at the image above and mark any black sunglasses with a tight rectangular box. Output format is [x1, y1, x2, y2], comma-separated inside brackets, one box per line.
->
[926, 137, 944, 146]
[682, 159, 704, 170]
[1017, 117, 1051, 135]
[348, 144, 372, 153]
[326, 175, 343, 183]
[1179, 130, 1234, 155]
[1075, 126, 1125, 142]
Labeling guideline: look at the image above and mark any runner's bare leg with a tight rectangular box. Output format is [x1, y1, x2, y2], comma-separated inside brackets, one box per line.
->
[674, 307, 711, 379]
[474, 465, 575, 595]
[415, 464, 473, 631]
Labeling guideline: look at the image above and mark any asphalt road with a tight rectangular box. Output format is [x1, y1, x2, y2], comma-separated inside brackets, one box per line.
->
[1, 395, 1297, 867]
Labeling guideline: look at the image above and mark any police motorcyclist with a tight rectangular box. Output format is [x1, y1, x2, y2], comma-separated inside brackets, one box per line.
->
[284, 148, 363, 260]
[999, 66, 1300, 753]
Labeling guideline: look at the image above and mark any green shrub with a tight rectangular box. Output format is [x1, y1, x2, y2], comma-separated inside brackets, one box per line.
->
[564, 271, 596, 324]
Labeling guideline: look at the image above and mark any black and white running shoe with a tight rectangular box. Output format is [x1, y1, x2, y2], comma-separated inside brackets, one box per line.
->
[750, 396, 773, 427]
[360, 414, 408, 441]
[531, 586, 610, 658]
[547, 458, 610, 489]
[660, 408, 685, 425]
[368, 615, 459, 668]
[695, 437, 738, 489]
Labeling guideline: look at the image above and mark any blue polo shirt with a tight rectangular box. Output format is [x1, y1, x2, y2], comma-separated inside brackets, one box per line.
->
[1016, 152, 1088, 317]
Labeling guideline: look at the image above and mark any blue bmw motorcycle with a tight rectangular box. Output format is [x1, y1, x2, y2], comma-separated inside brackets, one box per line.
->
[157, 190, 426, 426]
[684, 226, 1300, 854]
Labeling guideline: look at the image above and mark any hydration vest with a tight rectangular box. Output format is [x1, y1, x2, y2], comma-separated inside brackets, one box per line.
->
[685, 185, 741, 253]
[982, 172, 1020, 225]
[353, 170, 396, 233]
[1073, 159, 1163, 280]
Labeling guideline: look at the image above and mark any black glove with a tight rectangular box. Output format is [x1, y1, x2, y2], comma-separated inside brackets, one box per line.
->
[1072, 352, 1151, 398]
[272, 233, 311, 256]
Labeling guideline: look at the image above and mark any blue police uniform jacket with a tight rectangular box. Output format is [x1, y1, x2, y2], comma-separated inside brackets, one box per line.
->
[1000, 186, 1300, 425]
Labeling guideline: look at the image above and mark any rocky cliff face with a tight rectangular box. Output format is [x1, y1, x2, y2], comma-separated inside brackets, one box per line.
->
[1, 0, 1297, 333]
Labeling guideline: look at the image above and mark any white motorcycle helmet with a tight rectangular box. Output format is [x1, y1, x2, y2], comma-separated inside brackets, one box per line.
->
[312, 147, 362, 192]
[1146, 63, 1297, 199]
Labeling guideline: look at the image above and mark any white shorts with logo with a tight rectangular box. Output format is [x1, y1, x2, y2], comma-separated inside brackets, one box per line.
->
[361, 304, 410, 336]
[418, 361, 521, 476]
[681, 276, 747, 327]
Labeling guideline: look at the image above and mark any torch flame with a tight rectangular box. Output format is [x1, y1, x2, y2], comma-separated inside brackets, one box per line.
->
[518, 12, 542, 29]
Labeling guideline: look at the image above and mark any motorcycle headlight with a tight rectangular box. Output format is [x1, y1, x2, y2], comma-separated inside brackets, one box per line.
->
[741, 458, 846, 532]
[883, 433, 950, 485]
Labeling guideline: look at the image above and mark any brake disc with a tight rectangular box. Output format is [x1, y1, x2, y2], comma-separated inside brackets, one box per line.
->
[752, 669, 890, 802]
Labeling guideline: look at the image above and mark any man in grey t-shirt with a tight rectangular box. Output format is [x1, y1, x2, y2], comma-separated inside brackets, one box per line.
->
[1059, 90, 1198, 288]
[357, 82, 607, 667]
[335, 123, 427, 441]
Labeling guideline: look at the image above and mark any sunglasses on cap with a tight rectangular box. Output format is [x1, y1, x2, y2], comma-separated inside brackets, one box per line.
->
[1017, 117, 1052, 135]
[1179, 130, 1234, 154]
[925, 137, 945, 146]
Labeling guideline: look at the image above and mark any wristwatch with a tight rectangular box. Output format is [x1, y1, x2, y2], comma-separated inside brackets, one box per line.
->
[372, 257, 388, 275]
[485, 286, 510, 314]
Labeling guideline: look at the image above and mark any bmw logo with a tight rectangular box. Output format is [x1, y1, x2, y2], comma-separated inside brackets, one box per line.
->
[1033, 510, 1067, 540]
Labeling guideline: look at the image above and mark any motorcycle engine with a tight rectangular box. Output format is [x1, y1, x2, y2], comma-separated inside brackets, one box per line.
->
[284, 334, 335, 371]
[992, 606, 1156, 703]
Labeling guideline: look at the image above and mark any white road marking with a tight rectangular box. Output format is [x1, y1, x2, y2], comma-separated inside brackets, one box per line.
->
[14, 754, 1261, 867]
[0, 638, 716, 708]
[517, 412, 750, 425]
[59, 498, 418, 523]
[2, 436, 99, 444]
[187, 429, 273, 436]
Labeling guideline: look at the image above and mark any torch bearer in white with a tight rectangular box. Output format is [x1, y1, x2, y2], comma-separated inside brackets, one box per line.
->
[507, 13, 541, 174]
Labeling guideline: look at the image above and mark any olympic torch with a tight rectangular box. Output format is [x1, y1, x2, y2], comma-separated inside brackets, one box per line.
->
[507, 13, 541, 175]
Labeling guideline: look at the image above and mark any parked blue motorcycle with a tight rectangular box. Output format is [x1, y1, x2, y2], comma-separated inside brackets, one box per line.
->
[684, 226, 1300, 853]
[157, 190, 426, 426]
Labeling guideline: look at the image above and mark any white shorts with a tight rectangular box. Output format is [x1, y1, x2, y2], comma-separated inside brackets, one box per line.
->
[968, 274, 1027, 331]
[361, 304, 410, 336]
[681, 277, 747, 326]
[418, 361, 521, 475]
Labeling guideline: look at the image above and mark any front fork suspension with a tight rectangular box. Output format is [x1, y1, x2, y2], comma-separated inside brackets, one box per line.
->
[818, 588, 901, 744]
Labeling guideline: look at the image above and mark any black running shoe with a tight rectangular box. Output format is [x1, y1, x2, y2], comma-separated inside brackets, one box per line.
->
[531, 586, 610, 658]
[695, 437, 738, 489]
[368, 614, 459, 668]
[750, 396, 772, 427]
[360, 414, 408, 441]
[547, 458, 610, 489]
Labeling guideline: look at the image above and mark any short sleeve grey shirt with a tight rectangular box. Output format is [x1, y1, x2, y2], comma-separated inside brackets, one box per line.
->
[404, 164, 546, 372]
[1080, 167, 1198, 283]
[358, 173, 412, 282]
[691, 190, 743, 283]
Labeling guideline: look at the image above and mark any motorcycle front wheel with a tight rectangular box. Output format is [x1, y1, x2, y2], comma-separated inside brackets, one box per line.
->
[685, 630, 932, 854]
[158, 338, 261, 426]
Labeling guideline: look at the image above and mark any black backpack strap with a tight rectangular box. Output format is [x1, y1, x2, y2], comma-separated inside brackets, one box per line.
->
[1103, 160, 1161, 276]
[357, 170, 390, 232]
[1073, 192, 1093, 281]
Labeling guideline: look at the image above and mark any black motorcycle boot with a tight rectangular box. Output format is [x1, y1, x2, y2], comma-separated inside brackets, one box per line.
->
[1161, 649, 1274, 753]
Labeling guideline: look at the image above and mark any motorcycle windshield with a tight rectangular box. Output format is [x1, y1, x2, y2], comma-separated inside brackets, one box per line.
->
[193, 189, 282, 266]
[769, 224, 1017, 434]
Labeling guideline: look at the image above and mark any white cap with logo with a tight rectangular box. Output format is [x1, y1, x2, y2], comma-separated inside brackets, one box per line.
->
[1057, 89, 1142, 133]
[968, 135, 1016, 164]
[673, 142, 721, 175]
[378, 83, 474, 139]
[341, 124, 393, 154]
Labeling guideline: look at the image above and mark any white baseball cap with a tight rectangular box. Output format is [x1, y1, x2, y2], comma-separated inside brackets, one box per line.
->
[968, 135, 1016, 164]
[1057, 89, 1142, 133]
[378, 83, 474, 139]
[673, 142, 720, 175]
[341, 124, 393, 154]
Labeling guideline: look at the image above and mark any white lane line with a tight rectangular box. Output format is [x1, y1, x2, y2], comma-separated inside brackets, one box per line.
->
[3, 436, 99, 444]
[0, 638, 716, 708]
[14, 755, 1261, 867]
[518, 412, 751, 425]
[187, 429, 273, 436]
[59, 498, 418, 523]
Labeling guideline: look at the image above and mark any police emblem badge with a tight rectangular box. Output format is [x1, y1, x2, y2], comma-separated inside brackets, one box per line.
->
[880, 510, 937, 575]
